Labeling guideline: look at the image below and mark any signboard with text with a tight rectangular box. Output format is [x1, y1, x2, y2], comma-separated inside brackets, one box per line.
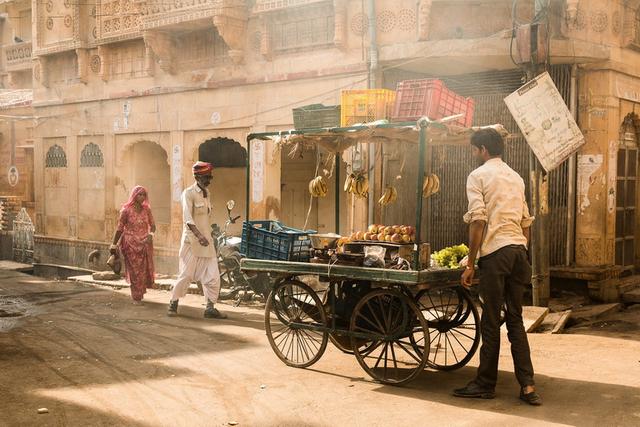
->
[504, 72, 584, 172]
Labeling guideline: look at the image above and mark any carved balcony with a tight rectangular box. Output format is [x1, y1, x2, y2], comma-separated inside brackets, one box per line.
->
[133, 0, 249, 67]
[4, 41, 32, 72]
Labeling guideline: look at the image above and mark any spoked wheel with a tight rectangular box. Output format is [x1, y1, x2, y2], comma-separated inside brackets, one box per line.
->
[350, 289, 429, 385]
[265, 279, 328, 368]
[415, 287, 480, 371]
[329, 333, 377, 355]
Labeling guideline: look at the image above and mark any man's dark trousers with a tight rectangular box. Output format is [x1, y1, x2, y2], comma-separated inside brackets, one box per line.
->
[475, 244, 535, 390]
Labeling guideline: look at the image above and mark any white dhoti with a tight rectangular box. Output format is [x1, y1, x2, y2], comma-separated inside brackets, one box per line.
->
[171, 243, 221, 303]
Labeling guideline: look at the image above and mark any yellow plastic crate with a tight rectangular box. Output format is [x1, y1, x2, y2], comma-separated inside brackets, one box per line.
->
[340, 89, 396, 126]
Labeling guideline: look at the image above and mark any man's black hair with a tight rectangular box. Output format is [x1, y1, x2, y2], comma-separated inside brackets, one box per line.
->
[470, 128, 504, 156]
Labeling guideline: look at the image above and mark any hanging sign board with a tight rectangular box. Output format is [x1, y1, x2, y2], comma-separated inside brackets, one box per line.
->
[504, 71, 584, 172]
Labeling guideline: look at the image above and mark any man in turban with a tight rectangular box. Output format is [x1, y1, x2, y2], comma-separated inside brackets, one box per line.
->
[168, 161, 227, 319]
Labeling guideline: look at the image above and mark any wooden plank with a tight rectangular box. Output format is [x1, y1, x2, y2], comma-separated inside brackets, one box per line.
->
[549, 265, 622, 281]
[524, 306, 549, 333]
[499, 306, 548, 333]
[551, 310, 572, 334]
[622, 288, 640, 304]
[240, 258, 461, 285]
[570, 303, 622, 323]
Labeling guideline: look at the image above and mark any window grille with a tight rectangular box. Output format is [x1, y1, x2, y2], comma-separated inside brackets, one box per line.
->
[108, 40, 146, 79]
[271, 5, 335, 51]
[80, 143, 104, 167]
[45, 144, 67, 168]
[177, 28, 229, 69]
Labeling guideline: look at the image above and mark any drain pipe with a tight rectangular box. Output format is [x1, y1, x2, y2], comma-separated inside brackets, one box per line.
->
[367, 0, 378, 224]
[566, 64, 578, 266]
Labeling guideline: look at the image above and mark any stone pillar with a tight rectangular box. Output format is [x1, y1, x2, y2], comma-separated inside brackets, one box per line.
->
[104, 132, 117, 242]
[68, 135, 79, 240]
[170, 130, 184, 249]
[34, 136, 45, 235]
[575, 70, 618, 266]
[249, 137, 280, 220]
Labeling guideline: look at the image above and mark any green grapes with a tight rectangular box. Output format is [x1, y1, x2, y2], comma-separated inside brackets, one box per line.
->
[431, 244, 469, 269]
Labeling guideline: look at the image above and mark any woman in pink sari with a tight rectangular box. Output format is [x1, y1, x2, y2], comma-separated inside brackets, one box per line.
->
[110, 186, 156, 304]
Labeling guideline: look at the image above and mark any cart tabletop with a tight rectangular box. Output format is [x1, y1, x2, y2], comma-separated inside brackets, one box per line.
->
[241, 258, 462, 286]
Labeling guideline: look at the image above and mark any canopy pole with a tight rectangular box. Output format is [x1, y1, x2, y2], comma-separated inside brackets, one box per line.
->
[245, 136, 251, 223]
[335, 153, 341, 234]
[414, 121, 427, 270]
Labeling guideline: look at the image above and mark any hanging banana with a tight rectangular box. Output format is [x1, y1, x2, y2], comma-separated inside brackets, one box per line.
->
[309, 176, 328, 198]
[422, 173, 441, 198]
[344, 171, 369, 198]
[378, 186, 398, 206]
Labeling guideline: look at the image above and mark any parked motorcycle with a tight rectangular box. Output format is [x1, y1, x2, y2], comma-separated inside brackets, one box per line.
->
[211, 200, 270, 306]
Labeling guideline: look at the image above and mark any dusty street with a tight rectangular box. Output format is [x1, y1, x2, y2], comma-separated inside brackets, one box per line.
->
[1, 269, 639, 427]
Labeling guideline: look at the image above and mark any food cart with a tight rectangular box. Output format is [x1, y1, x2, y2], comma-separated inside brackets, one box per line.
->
[241, 119, 504, 386]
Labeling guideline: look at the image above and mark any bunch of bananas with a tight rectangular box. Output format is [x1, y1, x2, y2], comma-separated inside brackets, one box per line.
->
[344, 172, 369, 198]
[378, 186, 398, 206]
[309, 176, 328, 198]
[422, 173, 441, 198]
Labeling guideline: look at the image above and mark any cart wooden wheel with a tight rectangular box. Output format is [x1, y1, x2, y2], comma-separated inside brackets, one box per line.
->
[350, 289, 429, 385]
[265, 279, 328, 368]
[415, 287, 480, 371]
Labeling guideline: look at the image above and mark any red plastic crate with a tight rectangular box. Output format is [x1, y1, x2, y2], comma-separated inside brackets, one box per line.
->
[391, 79, 475, 127]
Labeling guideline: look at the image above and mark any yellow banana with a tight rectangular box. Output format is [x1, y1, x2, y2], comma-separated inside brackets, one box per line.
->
[309, 176, 328, 197]
[344, 174, 353, 192]
[423, 174, 435, 198]
[431, 174, 440, 195]
[378, 186, 398, 205]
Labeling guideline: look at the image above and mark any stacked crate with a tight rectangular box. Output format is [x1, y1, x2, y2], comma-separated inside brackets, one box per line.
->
[340, 89, 396, 126]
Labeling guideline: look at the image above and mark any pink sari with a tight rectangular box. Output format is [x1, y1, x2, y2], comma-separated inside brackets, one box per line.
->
[117, 186, 155, 301]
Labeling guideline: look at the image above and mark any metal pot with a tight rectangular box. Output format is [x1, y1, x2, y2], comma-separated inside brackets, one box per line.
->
[309, 233, 341, 250]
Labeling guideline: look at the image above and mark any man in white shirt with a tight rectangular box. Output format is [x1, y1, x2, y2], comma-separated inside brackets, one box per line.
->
[167, 161, 227, 319]
[453, 128, 541, 406]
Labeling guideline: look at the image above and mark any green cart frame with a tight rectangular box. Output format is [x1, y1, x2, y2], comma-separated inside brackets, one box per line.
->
[242, 120, 501, 385]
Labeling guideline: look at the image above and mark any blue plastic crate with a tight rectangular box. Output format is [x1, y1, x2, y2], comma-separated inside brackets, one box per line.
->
[241, 220, 316, 262]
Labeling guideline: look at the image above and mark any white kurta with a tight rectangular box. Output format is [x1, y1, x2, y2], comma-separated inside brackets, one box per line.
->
[171, 183, 221, 303]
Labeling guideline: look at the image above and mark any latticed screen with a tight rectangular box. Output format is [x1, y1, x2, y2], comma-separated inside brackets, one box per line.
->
[177, 28, 229, 69]
[271, 7, 334, 51]
[109, 40, 146, 79]
[45, 144, 67, 168]
[80, 143, 104, 168]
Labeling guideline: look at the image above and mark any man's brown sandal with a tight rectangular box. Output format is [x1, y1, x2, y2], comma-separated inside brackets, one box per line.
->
[520, 389, 543, 406]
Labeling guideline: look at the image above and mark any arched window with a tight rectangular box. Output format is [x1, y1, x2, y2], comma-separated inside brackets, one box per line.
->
[198, 137, 247, 168]
[80, 143, 104, 167]
[45, 144, 67, 168]
[615, 114, 639, 267]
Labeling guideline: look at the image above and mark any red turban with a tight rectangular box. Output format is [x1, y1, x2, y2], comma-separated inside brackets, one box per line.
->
[192, 161, 213, 176]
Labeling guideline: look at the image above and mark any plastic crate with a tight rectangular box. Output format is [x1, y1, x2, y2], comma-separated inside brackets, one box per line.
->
[340, 89, 396, 126]
[293, 104, 341, 129]
[240, 220, 316, 262]
[391, 79, 475, 127]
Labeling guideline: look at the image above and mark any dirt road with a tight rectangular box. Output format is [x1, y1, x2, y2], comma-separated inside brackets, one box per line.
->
[1, 270, 639, 427]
